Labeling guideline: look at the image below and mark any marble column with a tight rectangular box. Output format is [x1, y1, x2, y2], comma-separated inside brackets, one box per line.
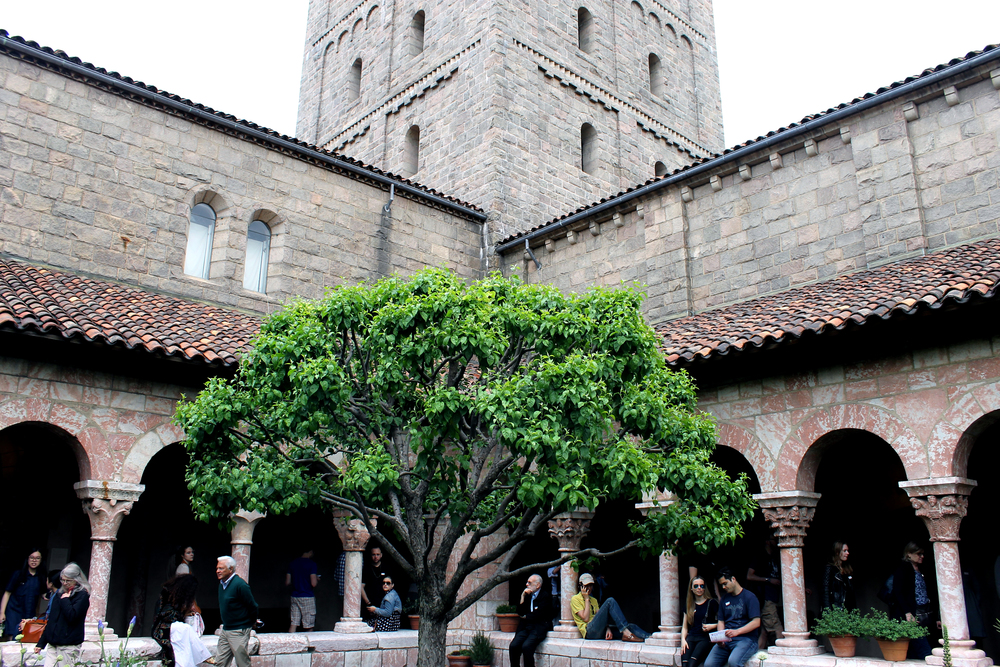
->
[73, 480, 145, 641]
[635, 494, 681, 648]
[230, 509, 266, 582]
[546, 511, 593, 639]
[755, 491, 824, 656]
[899, 478, 991, 667]
[332, 510, 376, 634]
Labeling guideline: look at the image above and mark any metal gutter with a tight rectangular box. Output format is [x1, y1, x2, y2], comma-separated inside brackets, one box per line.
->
[497, 46, 1000, 254]
[0, 34, 487, 223]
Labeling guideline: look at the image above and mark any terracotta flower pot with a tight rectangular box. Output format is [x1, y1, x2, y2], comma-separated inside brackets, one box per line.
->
[876, 638, 910, 661]
[448, 654, 472, 667]
[827, 635, 857, 658]
[408, 614, 420, 630]
[496, 613, 520, 633]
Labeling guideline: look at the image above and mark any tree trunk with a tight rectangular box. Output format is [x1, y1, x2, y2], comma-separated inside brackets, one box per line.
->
[417, 614, 449, 667]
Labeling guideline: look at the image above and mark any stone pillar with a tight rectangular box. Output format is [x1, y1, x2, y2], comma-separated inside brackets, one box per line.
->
[73, 480, 145, 641]
[332, 510, 376, 634]
[635, 494, 681, 648]
[546, 511, 593, 639]
[900, 478, 991, 667]
[755, 491, 824, 656]
[230, 509, 266, 582]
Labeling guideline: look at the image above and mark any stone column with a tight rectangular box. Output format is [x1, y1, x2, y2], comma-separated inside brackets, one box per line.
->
[900, 478, 991, 667]
[755, 491, 824, 656]
[546, 511, 593, 639]
[635, 494, 681, 648]
[73, 480, 145, 641]
[332, 510, 376, 634]
[230, 509, 266, 582]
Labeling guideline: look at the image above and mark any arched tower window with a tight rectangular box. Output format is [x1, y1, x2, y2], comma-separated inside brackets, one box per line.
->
[581, 123, 597, 175]
[183, 203, 215, 279]
[654, 161, 667, 177]
[243, 220, 271, 293]
[404, 125, 420, 177]
[577, 7, 594, 53]
[408, 11, 425, 57]
[348, 58, 363, 102]
[648, 53, 663, 97]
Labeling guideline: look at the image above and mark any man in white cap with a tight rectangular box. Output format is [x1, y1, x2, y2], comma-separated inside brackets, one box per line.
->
[570, 573, 648, 642]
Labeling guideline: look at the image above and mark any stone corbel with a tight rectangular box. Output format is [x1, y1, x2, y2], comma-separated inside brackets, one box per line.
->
[903, 101, 919, 122]
[738, 164, 752, 181]
[567, 230, 577, 244]
[769, 152, 783, 170]
[680, 186, 693, 202]
[709, 174, 722, 192]
[992, 68, 1000, 90]
[613, 212, 623, 228]
[804, 139, 818, 157]
[545, 238, 554, 253]
[840, 126, 852, 143]
[589, 221, 600, 236]
[943, 86, 960, 107]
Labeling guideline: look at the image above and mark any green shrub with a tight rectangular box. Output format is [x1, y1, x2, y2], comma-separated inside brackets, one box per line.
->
[496, 603, 517, 614]
[450, 649, 473, 657]
[469, 631, 495, 665]
[812, 607, 864, 637]
[403, 598, 419, 615]
[859, 610, 929, 641]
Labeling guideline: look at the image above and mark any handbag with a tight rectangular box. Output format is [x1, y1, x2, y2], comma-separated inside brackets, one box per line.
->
[184, 612, 205, 637]
[21, 619, 46, 643]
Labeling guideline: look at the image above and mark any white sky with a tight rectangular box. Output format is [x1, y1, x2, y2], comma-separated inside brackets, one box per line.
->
[3, 1, 999, 150]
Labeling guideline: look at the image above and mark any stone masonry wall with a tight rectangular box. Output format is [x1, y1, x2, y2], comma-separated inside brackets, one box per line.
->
[504, 58, 1000, 325]
[0, 50, 483, 315]
[297, 0, 724, 240]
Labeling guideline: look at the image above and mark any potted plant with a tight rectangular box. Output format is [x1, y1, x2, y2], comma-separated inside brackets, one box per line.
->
[447, 649, 472, 667]
[858, 610, 928, 661]
[812, 606, 864, 657]
[495, 603, 519, 632]
[469, 631, 495, 667]
[403, 598, 420, 630]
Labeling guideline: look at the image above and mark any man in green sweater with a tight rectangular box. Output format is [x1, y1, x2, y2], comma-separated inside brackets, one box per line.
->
[216, 556, 260, 667]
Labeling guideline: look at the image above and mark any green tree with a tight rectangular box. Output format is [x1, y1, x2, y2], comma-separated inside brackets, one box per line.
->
[175, 269, 754, 665]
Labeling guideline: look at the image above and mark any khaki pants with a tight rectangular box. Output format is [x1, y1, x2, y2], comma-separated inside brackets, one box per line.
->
[216, 628, 251, 667]
[44, 644, 81, 667]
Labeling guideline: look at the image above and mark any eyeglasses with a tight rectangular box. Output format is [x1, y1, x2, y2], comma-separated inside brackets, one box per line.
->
[60, 578, 72, 584]
[692, 584, 705, 589]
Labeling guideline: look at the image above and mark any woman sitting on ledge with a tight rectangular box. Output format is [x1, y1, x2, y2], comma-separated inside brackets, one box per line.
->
[571, 573, 648, 642]
[366, 575, 402, 632]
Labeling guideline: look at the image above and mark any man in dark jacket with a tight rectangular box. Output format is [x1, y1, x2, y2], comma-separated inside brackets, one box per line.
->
[509, 574, 551, 667]
[216, 556, 259, 667]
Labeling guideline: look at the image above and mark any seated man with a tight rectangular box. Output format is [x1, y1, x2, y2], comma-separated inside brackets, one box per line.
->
[570, 573, 648, 642]
[705, 567, 761, 667]
[509, 574, 551, 667]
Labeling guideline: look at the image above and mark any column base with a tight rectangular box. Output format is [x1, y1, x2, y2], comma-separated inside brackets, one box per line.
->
[85, 622, 118, 643]
[547, 621, 582, 639]
[769, 635, 824, 656]
[927, 641, 992, 667]
[645, 626, 682, 648]
[333, 618, 373, 634]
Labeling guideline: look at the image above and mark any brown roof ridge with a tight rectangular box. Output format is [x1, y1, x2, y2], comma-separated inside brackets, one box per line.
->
[656, 237, 1000, 366]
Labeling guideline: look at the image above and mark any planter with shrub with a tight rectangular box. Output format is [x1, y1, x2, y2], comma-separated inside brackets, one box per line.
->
[495, 603, 519, 632]
[812, 606, 864, 657]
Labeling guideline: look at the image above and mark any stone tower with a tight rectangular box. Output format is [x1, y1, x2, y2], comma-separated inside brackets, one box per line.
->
[296, 0, 724, 241]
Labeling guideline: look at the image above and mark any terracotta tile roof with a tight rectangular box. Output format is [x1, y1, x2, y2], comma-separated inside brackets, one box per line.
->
[498, 43, 1000, 247]
[0, 258, 261, 366]
[658, 238, 1000, 366]
[0, 30, 483, 218]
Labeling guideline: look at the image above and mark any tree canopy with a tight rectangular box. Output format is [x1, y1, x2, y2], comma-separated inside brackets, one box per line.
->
[175, 268, 754, 661]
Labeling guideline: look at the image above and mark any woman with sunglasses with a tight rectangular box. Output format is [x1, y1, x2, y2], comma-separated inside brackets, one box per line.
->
[680, 577, 718, 667]
[365, 575, 402, 631]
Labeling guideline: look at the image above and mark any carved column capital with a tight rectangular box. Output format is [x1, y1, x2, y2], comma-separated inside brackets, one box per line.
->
[899, 477, 976, 543]
[634, 491, 677, 517]
[231, 509, 266, 545]
[547, 511, 593, 552]
[755, 491, 821, 549]
[332, 510, 377, 552]
[82, 498, 135, 542]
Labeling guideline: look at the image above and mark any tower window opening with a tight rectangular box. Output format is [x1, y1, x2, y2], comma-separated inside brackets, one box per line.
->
[408, 11, 425, 57]
[654, 161, 667, 177]
[183, 203, 216, 279]
[348, 58, 362, 102]
[404, 125, 420, 177]
[243, 220, 271, 293]
[577, 7, 594, 53]
[649, 53, 663, 97]
[581, 123, 597, 175]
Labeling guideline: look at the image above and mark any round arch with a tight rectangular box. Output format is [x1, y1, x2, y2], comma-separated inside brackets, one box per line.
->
[0, 403, 94, 479]
[925, 382, 1000, 478]
[717, 422, 775, 492]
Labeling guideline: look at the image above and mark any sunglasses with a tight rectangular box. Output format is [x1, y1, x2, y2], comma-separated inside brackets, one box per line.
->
[382, 581, 393, 586]
[692, 584, 705, 589]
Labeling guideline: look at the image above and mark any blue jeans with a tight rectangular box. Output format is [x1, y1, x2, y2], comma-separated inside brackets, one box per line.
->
[584, 598, 650, 640]
[704, 636, 758, 667]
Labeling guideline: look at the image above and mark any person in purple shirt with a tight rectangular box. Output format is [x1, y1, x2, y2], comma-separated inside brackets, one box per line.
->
[286, 549, 319, 632]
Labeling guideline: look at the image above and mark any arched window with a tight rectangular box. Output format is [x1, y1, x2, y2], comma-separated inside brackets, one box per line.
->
[408, 11, 425, 57]
[577, 7, 594, 53]
[581, 123, 597, 175]
[648, 53, 663, 97]
[348, 58, 362, 102]
[654, 161, 667, 177]
[243, 220, 271, 293]
[183, 203, 215, 279]
[404, 125, 420, 177]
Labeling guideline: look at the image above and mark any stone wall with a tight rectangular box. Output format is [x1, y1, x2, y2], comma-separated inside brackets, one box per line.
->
[0, 50, 483, 315]
[297, 0, 724, 239]
[502, 56, 1000, 325]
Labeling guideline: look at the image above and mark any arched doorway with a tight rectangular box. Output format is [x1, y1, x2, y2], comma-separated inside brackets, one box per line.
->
[803, 429, 926, 657]
[109, 444, 230, 635]
[0, 422, 91, 598]
[958, 413, 1000, 661]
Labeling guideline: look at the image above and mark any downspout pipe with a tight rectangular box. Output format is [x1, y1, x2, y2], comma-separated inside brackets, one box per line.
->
[496, 46, 1000, 255]
[0, 34, 487, 223]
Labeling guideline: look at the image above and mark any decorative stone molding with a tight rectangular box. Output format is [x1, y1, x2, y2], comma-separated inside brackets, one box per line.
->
[804, 139, 818, 157]
[231, 509, 266, 545]
[81, 498, 135, 541]
[899, 477, 977, 542]
[840, 126, 852, 143]
[903, 101, 919, 122]
[769, 152, 783, 170]
[547, 511, 593, 551]
[710, 175, 722, 192]
[755, 491, 820, 548]
[332, 510, 377, 551]
[738, 164, 752, 181]
[944, 86, 960, 107]
[680, 186, 693, 202]
[74, 480, 145, 505]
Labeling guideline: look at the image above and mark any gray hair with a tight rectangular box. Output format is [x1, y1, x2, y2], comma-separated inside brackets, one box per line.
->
[217, 556, 237, 570]
[61, 562, 90, 594]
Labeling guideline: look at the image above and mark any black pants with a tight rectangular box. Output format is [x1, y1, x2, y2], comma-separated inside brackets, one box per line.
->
[682, 636, 712, 667]
[509, 622, 548, 667]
